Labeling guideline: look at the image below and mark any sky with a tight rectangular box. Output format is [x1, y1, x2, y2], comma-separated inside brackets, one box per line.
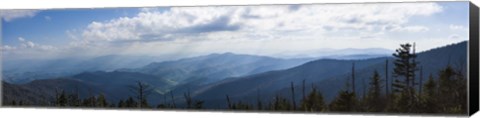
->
[0, 1, 470, 60]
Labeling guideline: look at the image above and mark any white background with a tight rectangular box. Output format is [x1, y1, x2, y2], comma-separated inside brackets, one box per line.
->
[0, 0, 479, 118]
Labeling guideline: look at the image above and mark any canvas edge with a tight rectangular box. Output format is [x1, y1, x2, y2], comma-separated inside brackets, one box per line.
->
[0, 12, 3, 107]
[468, 1, 480, 116]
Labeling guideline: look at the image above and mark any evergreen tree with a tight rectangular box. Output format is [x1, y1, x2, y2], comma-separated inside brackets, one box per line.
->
[125, 97, 137, 108]
[256, 89, 263, 110]
[391, 43, 419, 112]
[231, 101, 252, 110]
[392, 43, 418, 92]
[299, 87, 325, 112]
[11, 100, 16, 106]
[365, 70, 385, 112]
[329, 90, 357, 112]
[18, 101, 24, 106]
[270, 95, 291, 111]
[56, 90, 67, 107]
[97, 94, 108, 107]
[420, 74, 438, 113]
[82, 96, 97, 107]
[118, 100, 126, 108]
[437, 65, 466, 113]
[194, 100, 204, 109]
[67, 91, 80, 107]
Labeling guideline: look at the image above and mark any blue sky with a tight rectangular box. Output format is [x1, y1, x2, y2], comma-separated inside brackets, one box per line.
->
[1, 1, 470, 60]
[2, 8, 140, 45]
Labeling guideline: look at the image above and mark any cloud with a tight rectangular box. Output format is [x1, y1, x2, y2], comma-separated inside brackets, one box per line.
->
[6, 3, 463, 60]
[18, 37, 36, 48]
[79, 3, 442, 43]
[5, 37, 57, 51]
[449, 24, 465, 30]
[0, 10, 38, 22]
[18, 37, 26, 42]
[449, 34, 460, 39]
[1, 45, 16, 51]
[384, 25, 429, 32]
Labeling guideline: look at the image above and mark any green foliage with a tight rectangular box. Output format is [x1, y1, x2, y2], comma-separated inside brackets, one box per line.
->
[329, 90, 357, 112]
[194, 100, 204, 109]
[96, 94, 108, 107]
[390, 43, 420, 113]
[3, 42, 467, 115]
[392, 43, 418, 93]
[364, 70, 385, 112]
[125, 97, 137, 108]
[269, 95, 291, 111]
[231, 101, 252, 110]
[67, 92, 80, 107]
[437, 66, 467, 114]
[418, 74, 438, 113]
[300, 87, 325, 112]
[117, 100, 126, 108]
[56, 90, 67, 107]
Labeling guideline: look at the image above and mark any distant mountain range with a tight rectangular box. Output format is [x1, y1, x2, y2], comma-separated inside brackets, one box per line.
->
[2, 55, 163, 84]
[2, 41, 467, 108]
[2, 52, 313, 105]
[190, 41, 467, 108]
[2, 48, 390, 84]
[120, 52, 313, 85]
[276, 48, 392, 59]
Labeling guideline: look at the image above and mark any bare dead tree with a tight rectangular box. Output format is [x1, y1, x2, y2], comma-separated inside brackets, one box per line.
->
[419, 66, 423, 95]
[170, 90, 176, 108]
[290, 82, 296, 110]
[352, 62, 356, 93]
[302, 79, 306, 101]
[385, 59, 389, 97]
[226, 94, 232, 109]
[184, 89, 192, 109]
[128, 81, 152, 108]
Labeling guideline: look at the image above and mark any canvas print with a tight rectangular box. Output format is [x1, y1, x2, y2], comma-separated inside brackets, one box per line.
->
[0, 1, 472, 115]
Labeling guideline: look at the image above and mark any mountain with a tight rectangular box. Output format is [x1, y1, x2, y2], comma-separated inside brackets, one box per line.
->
[2, 71, 174, 106]
[2, 55, 162, 84]
[325, 54, 390, 60]
[2, 41, 467, 108]
[2, 53, 312, 106]
[277, 48, 392, 59]
[2, 78, 104, 105]
[191, 41, 467, 108]
[121, 52, 313, 85]
[71, 71, 174, 93]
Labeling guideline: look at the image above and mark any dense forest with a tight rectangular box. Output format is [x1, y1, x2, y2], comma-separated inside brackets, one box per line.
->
[2, 43, 467, 114]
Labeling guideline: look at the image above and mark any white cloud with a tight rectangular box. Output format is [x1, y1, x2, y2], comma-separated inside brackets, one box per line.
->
[384, 25, 429, 32]
[0, 10, 38, 22]
[18, 37, 36, 48]
[79, 3, 442, 42]
[5, 37, 57, 51]
[6, 3, 465, 60]
[1, 45, 16, 51]
[449, 24, 465, 30]
[18, 37, 26, 42]
[449, 34, 460, 39]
